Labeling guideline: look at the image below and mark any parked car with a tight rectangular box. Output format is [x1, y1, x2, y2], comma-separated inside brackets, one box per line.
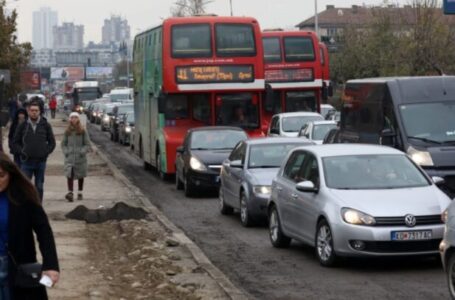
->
[322, 128, 342, 144]
[268, 112, 324, 138]
[336, 76, 455, 198]
[268, 144, 451, 267]
[175, 127, 248, 197]
[118, 112, 135, 145]
[320, 104, 335, 118]
[440, 201, 455, 299]
[219, 137, 314, 227]
[298, 121, 338, 144]
[100, 103, 116, 131]
[325, 109, 340, 122]
[110, 103, 134, 142]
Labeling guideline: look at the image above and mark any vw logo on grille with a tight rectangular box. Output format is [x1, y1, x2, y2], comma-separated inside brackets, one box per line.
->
[404, 214, 417, 227]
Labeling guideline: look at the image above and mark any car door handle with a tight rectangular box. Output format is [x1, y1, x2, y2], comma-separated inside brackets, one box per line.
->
[291, 193, 298, 199]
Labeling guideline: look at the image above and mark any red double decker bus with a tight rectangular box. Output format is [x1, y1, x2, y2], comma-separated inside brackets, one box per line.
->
[261, 30, 331, 130]
[133, 16, 265, 177]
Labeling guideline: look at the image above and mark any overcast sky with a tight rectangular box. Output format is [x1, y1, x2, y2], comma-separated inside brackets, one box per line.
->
[12, 0, 409, 44]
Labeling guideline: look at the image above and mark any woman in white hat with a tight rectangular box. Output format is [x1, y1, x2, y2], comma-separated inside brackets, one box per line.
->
[61, 112, 90, 201]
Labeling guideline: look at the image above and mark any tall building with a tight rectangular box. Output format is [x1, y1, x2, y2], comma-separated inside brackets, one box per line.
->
[102, 16, 131, 45]
[53, 22, 84, 50]
[32, 7, 58, 50]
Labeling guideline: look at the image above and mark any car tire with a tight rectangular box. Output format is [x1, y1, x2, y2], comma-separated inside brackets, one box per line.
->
[175, 168, 183, 190]
[447, 253, 455, 299]
[184, 173, 196, 197]
[269, 205, 291, 248]
[315, 219, 337, 267]
[240, 191, 254, 227]
[219, 186, 233, 215]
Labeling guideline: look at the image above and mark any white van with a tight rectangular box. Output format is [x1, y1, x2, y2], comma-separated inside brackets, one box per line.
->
[109, 88, 133, 102]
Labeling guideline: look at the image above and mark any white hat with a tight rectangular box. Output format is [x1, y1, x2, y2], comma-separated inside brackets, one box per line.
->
[69, 112, 80, 119]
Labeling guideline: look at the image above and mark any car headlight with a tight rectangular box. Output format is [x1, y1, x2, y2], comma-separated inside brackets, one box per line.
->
[341, 208, 376, 226]
[407, 146, 434, 167]
[253, 186, 271, 196]
[190, 157, 207, 171]
[125, 126, 132, 133]
[92, 112, 96, 116]
[442, 209, 449, 224]
[103, 116, 110, 122]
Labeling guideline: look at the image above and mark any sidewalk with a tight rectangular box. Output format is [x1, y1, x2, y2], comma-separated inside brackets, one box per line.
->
[8, 115, 237, 300]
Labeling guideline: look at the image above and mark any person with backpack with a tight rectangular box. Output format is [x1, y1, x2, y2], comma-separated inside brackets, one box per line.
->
[13, 99, 56, 202]
[61, 112, 90, 202]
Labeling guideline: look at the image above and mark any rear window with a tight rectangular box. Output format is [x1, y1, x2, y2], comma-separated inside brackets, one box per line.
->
[216, 24, 256, 56]
[284, 37, 315, 62]
[263, 37, 281, 63]
[172, 24, 211, 58]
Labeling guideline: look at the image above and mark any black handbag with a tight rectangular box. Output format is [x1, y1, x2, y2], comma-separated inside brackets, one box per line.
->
[14, 262, 43, 288]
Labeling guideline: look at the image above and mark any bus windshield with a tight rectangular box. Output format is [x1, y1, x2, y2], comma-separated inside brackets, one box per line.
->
[216, 93, 259, 129]
[216, 24, 256, 56]
[172, 24, 211, 58]
[285, 91, 317, 112]
[263, 37, 281, 63]
[284, 37, 315, 62]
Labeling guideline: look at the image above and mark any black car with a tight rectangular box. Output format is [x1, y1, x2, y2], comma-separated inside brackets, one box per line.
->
[110, 103, 134, 142]
[118, 112, 135, 145]
[175, 127, 248, 197]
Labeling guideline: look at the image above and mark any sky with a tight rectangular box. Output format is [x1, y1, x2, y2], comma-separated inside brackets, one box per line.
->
[10, 0, 409, 44]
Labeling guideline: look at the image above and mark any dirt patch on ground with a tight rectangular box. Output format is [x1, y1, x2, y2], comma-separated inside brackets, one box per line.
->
[86, 219, 203, 300]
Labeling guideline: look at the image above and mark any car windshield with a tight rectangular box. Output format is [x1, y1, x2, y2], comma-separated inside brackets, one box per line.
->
[312, 124, 337, 140]
[190, 130, 247, 150]
[399, 101, 455, 144]
[248, 143, 305, 168]
[323, 155, 430, 190]
[117, 105, 134, 114]
[282, 115, 323, 132]
[110, 94, 130, 102]
[127, 114, 135, 123]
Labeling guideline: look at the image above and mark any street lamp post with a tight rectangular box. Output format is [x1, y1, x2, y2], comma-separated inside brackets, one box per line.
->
[229, 0, 233, 16]
[314, 0, 319, 38]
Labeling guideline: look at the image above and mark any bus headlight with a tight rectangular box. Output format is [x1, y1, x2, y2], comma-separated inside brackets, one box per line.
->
[407, 146, 434, 167]
[190, 157, 207, 171]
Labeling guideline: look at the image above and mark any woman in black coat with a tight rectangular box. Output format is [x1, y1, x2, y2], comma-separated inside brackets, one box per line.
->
[0, 152, 59, 299]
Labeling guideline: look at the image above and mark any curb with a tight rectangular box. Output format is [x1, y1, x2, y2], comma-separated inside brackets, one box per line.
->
[90, 143, 250, 300]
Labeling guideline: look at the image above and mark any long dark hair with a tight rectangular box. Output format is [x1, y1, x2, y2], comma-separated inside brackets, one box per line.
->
[0, 153, 40, 205]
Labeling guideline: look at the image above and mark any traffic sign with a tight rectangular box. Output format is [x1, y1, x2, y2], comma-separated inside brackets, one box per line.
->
[444, 0, 455, 14]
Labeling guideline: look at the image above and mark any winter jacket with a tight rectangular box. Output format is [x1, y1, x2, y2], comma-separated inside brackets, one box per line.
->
[13, 117, 56, 162]
[61, 129, 90, 179]
[49, 99, 57, 110]
[8, 108, 27, 155]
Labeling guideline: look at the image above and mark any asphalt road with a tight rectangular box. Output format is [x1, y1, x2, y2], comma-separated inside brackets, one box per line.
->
[89, 124, 450, 300]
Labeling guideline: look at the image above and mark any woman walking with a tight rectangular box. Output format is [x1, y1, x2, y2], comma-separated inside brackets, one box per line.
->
[61, 112, 90, 202]
[0, 153, 59, 299]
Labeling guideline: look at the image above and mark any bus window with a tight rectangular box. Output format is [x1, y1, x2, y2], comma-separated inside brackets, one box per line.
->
[284, 37, 315, 62]
[264, 91, 282, 114]
[191, 94, 210, 124]
[165, 94, 189, 120]
[172, 24, 211, 58]
[216, 93, 259, 128]
[263, 37, 281, 63]
[285, 91, 316, 112]
[215, 24, 256, 56]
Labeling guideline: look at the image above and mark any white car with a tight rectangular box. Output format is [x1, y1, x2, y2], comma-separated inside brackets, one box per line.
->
[268, 144, 451, 267]
[320, 104, 335, 118]
[268, 112, 324, 138]
[298, 120, 338, 144]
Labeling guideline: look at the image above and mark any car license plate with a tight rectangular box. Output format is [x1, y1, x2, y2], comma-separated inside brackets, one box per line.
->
[391, 230, 432, 241]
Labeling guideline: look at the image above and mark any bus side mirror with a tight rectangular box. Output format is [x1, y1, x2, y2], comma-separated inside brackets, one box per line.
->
[158, 92, 166, 114]
[380, 128, 397, 147]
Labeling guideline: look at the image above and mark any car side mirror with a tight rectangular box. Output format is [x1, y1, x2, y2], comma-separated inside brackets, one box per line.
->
[432, 176, 445, 186]
[230, 160, 243, 168]
[176, 146, 184, 154]
[296, 181, 318, 193]
[380, 128, 397, 147]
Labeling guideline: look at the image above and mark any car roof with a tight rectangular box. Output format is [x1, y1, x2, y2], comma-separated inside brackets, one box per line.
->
[245, 137, 314, 146]
[189, 126, 246, 133]
[292, 144, 404, 157]
[274, 112, 323, 118]
[320, 104, 334, 108]
[309, 120, 338, 126]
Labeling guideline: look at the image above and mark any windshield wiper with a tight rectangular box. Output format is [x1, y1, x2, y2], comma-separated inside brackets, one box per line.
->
[191, 148, 211, 151]
[407, 136, 442, 145]
[249, 165, 279, 169]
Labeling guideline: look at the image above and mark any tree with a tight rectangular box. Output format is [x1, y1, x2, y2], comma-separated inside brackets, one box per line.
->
[171, 0, 213, 17]
[0, 1, 32, 97]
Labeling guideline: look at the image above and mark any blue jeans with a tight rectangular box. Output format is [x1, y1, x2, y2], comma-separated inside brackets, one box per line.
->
[21, 161, 47, 201]
[0, 256, 10, 300]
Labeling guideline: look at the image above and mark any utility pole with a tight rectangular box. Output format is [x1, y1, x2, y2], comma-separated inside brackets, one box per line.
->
[314, 0, 319, 38]
[229, 0, 233, 16]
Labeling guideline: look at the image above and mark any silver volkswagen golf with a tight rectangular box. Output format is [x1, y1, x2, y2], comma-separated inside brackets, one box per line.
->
[268, 144, 451, 267]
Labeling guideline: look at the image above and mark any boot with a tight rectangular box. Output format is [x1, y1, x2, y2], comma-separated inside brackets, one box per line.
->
[65, 192, 74, 202]
[77, 192, 83, 201]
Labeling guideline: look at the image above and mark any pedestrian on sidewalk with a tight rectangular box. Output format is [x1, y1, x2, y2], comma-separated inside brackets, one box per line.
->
[8, 108, 27, 167]
[0, 153, 60, 300]
[61, 112, 90, 202]
[49, 95, 57, 119]
[13, 99, 56, 202]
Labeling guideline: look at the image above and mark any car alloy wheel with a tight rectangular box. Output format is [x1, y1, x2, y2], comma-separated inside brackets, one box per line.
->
[219, 186, 233, 215]
[240, 191, 253, 227]
[268, 206, 291, 248]
[448, 254, 455, 299]
[316, 220, 337, 267]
